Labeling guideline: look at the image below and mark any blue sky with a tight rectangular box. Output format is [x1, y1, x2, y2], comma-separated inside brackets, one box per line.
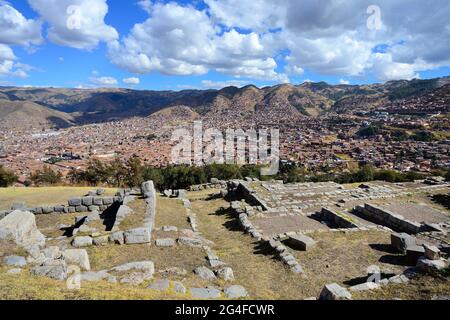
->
[1, 0, 450, 90]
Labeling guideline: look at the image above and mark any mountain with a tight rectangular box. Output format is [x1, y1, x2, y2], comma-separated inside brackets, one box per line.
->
[0, 99, 74, 131]
[0, 76, 449, 130]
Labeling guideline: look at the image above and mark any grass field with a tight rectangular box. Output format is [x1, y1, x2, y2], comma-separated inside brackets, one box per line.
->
[0, 187, 117, 210]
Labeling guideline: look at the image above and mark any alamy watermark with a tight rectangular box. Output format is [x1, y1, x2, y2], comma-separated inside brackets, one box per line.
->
[66, 5, 82, 30]
[171, 121, 280, 176]
[367, 5, 382, 31]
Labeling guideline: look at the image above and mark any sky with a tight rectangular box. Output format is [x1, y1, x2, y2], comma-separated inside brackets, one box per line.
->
[1, 0, 450, 91]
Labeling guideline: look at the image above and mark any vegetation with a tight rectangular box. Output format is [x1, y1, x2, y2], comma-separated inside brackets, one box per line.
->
[0, 165, 17, 187]
[30, 166, 62, 185]
[357, 125, 381, 137]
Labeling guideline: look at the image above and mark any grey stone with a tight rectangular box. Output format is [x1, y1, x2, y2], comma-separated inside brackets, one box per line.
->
[194, 266, 216, 280]
[96, 188, 105, 196]
[117, 205, 133, 219]
[7, 268, 22, 275]
[81, 270, 110, 282]
[124, 228, 151, 244]
[388, 275, 409, 284]
[11, 202, 27, 210]
[216, 267, 234, 281]
[406, 245, 425, 264]
[82, 196, 94, 206]
[30, 265, 67, 280]
[173, 281, 187, 294]
[224, 285, 248, 299]
[391, 233, 416, 254]
[190, 287, 222, 299]
[319, 283, 352, 300]
[163, 190, 172, 197]
[88, 205, 100, 212]
[109, 231, 125, 245]
[4, 255, 27, 267]
[148, 279, 170, 291]
[68, 198, 82, 206]
[93, 197, 104, 206]
[102, 197, 114, 205]
[54, 205, 65, 213]
[75, 205, 88, 212]
[71, 236, 93, 248]
[0, 210, 46, 247]
[113, 261, 155, 274]
[162, 226, 178, 232]
[120, 272, 154, 285]
[416, 257, 446, 273]
[42, 246, 61, 259]
[42, 206, 53, 214]
[424, 244, 440, 260]
[63, 249, 90, 271]
[287, 234, 317, 251]
[159, 267, 187, 277]
[349, 282, 380, 292]
[178, 237, 202, 247]
[155, 238, 176, 247]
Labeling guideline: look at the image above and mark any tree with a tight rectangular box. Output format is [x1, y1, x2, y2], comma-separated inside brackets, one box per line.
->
[124, 156, 144, 187]
[30, 166, 62, 185]
[0, 165, 17, 187]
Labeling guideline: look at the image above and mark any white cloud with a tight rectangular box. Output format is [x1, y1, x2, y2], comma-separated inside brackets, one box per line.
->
[0, 2, 42, 46]
[108, 1, 285, 82]
[339, 79, 350, 85]
[28, 0, 118, 50]
[0, 44, 29, 78]
[89, 76, 118, 86]
[123, 77, 140, 85]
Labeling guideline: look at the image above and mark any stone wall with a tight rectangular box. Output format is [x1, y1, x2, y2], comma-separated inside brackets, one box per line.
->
[1, 190, 123, 219]
[318, 208, 360, 229]
[355, 204, 422, 234]
[234, 182, 269, 211]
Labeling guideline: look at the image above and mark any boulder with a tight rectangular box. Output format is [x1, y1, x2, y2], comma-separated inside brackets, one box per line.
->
[63, 249, 91, 271]
[71, 236, 93, 248]
[287, 234, 317, 251]
[190, 287, 222, 299]
[96, 188, 105, 196]
[391, 233, 416, 254]
[424, 244, 440, 260]
[30, 264, 67, 280]
[116, 205, 133, 219]
[173, 281, 187, 294]
[155, 238, 176, 247]
[163, 190, 172, 197]
[120, 272, 154, 285]
[319, 283, 352, 300]
[148, 279, 170, 291]
[406, 245, 425, 264]
[224, 285, 248, 299]
[109, 231, 125, 245]
[417, 257, 446, 273]
[113, 261, 155, 275]
[82, 196, 94, 206]
[41, 246, 61, 259]
[102, 197, 114, 205]
[11, 202, 27, 210]
[178, 237, 203, 247]
[162, 226, 178, 232]
[0, 210, 45, 247]
[216, 267, 234, 281]
[81, 270, 110, 282]
[141, 181, 155, 195]
[194, 266, 216, 280]
[68, 198, 82, 206]
[124, 228, 151, 244]
[349, 282, 380, 292]
[3, 255, 27, 267]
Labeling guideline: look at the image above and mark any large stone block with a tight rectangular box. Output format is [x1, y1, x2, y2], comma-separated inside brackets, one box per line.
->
[319, 283, 352, 300]
[287, 234, 317, 251]
[63, 249, 91, 271]
[391, 233, 416, 254]
[68, 198, 82, 206]
[0, 210, 45, 247]
[124, 228, 151, 244]
[82, 196, 94, 206]
[71, 236, 93, 248]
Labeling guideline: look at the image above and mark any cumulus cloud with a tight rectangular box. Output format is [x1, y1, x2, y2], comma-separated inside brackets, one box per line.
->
[201, 79, 254, 89]
[28, 0, 118, 50]
[0, 2, 42, 46]
[123, 77, 140, 85]
[0, 44, 29, 78]
[108, 1, 285, 82]
[89, 76, 118, 86]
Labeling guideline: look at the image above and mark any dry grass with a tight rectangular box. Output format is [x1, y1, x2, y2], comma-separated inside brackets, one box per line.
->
[0, 187, 117, 210]
[191, 197, 312, 300]
[0, 266, 188, 300]
[35, 212, 81, 238]
[155, 196, 190, 229]
[118, 198, 147, 230]
[353, 276, 450, 300]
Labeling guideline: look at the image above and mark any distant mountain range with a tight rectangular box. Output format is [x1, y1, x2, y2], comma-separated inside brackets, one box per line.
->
[0, 76, 449, 131]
